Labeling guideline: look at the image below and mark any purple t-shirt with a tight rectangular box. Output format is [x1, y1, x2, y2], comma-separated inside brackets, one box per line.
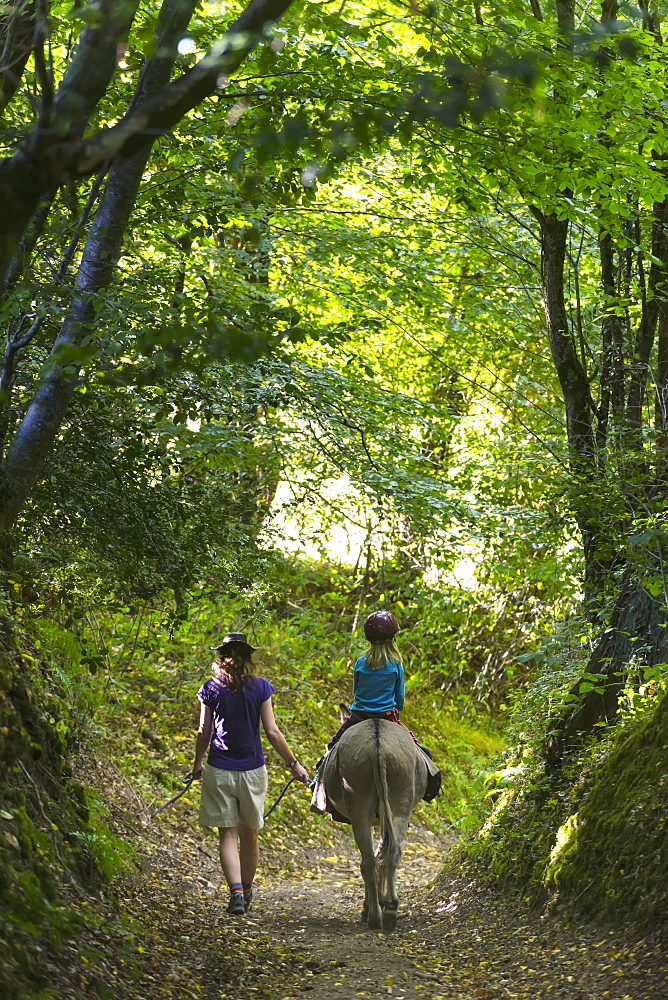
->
[197, 675, 275, 771]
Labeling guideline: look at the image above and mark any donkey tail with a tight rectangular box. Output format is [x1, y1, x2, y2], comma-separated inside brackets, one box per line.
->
[374, 720, 397, 861]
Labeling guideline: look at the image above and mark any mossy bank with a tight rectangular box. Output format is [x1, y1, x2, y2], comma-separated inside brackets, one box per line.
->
[452, 691, 668, 935]
[0, 625, 138, 1000]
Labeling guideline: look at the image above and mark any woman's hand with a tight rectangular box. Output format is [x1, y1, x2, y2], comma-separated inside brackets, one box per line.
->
[185, 767, 203, 782]
[291, 762, 310, 785]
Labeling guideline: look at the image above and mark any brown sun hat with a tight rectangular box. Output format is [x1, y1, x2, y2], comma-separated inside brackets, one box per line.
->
[210, 632, 258, 652]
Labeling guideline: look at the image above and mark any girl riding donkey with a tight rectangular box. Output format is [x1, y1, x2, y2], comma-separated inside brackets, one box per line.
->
[311, 611, 441, 815]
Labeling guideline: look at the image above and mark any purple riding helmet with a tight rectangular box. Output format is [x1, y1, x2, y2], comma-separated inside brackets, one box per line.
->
[363, 611, 400, 644]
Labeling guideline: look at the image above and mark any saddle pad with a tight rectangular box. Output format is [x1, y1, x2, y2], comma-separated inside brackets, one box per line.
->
[420, 748, 441, 779]
[309, 745, 350, 824]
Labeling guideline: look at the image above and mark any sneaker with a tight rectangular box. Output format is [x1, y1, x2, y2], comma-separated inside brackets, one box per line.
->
[226, 891, 245, 915]
[243, 888, 253, 912]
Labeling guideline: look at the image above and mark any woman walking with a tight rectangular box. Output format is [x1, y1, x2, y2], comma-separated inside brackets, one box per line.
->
[190, 632, 309, 915]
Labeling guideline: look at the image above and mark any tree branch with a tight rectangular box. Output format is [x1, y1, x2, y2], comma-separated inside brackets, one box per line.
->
[76, 0, 296, 174]
[48, 0, 140, 141]
[0, 0, 296, 529]
[0, 0, 294, 287]
[0, 0, 35, 117]
[33, 0, 53, 128]
[0, 1, 140, 288]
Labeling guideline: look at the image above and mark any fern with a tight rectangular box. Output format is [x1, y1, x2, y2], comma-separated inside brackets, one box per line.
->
[33, 619, 84, 667]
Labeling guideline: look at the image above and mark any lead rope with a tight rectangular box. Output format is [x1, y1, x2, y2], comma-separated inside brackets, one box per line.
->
[263, 777, 296, 819]
[150, 774, 197, 818]
[150, 774, 297, 820]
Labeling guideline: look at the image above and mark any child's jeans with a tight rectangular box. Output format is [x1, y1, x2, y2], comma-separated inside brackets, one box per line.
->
[327, 708, 422, 750]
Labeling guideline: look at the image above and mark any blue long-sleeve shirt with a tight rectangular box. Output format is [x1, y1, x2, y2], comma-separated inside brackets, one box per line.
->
[349, 654, 405, 713]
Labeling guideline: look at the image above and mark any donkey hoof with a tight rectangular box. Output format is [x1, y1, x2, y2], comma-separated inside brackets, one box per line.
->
[382, 909, 398, 932]
[367, 912, 382, 930]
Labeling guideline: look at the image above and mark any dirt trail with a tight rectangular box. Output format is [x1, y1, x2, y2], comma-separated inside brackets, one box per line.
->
[46, 806, 668, 1000]
[255, 826, 452, 1000]
[211, 824, 667, 1000]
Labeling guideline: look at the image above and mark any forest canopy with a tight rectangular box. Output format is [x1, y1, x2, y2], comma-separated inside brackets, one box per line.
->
[1, 0, 668, 995]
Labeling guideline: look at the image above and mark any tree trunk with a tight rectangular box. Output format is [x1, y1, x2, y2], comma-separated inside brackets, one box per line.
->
[597, 231, 625, 452]
[655, 299, 668, 478]
[533, 207, 614, 605]
[0, 148, 154, 528]
[535, 209, 595, 470]
[0, 0, 197, 528]
[626, 195, 668, 435]
[544, 564, 668, 767]
[0, 0, 295, 530]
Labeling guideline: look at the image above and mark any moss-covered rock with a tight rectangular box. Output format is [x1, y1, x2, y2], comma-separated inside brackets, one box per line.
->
[455, 692, 668, 935]
[545, 692, 668, 928]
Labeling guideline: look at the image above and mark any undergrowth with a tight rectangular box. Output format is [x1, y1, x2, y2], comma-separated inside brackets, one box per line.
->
[0, 611, 140, 1000]
[442, 621, 668, 935]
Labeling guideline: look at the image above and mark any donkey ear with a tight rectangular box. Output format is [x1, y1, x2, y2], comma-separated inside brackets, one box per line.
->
[339, 703, 351, 722]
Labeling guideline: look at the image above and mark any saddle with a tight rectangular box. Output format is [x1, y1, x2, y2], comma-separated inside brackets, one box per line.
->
[309, 741, 441, 821]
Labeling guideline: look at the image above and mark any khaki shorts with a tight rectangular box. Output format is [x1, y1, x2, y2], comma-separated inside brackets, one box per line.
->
[198, 764, 268, 830]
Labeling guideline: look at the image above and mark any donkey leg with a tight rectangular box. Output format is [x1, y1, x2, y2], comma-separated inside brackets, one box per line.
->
[352, 819, 381, 929]
[380, 844, 401, 932]
[381, 815, 409, 932]
[361, 853, 381, 929]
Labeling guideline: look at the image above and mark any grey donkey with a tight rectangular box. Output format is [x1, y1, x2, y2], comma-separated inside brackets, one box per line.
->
[322, 717, 430, 931]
